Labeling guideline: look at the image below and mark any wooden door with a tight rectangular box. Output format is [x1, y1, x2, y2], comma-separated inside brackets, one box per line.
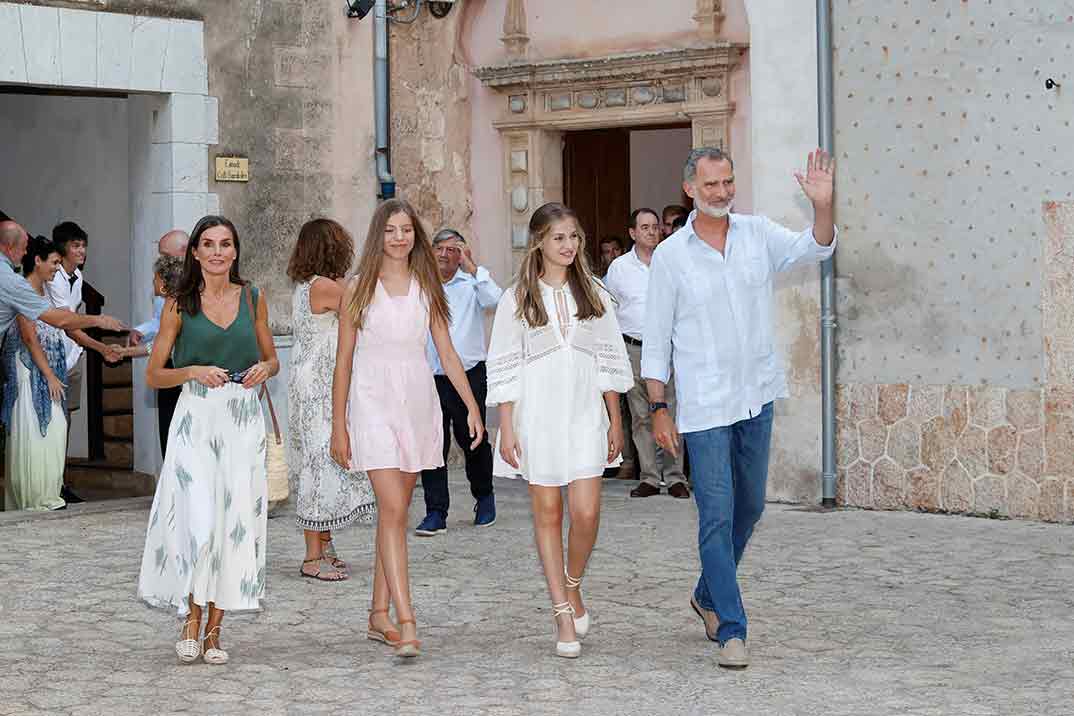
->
[563, 129, 631, 268]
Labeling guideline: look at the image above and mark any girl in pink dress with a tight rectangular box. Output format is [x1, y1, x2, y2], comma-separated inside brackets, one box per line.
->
[330, 199, 485, 659]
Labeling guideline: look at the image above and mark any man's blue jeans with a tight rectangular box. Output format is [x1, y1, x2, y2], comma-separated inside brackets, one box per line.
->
[683, 402, 773, 645]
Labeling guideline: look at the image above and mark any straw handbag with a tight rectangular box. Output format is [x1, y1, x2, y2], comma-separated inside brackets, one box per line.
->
[244, 286, 289, 512]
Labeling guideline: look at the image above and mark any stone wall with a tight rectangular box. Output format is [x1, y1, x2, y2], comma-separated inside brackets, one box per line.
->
[6, 0, 378, 334]
[837, 202, 1074, 523]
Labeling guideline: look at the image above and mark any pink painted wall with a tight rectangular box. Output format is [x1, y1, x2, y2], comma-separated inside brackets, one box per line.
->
[461, 0, 752, 284]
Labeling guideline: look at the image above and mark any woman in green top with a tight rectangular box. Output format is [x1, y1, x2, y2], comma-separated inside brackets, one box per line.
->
[137, 215, 280, 666]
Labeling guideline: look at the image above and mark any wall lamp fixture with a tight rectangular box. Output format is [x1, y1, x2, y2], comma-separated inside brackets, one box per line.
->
[346, 0, 455, 21]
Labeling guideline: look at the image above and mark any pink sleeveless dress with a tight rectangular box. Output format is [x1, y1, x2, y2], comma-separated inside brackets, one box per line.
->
[347, 277, 444, 473]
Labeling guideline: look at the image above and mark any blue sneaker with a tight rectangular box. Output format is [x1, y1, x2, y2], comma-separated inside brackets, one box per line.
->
[474, 495, 496, 527]
[415, 511, 447, 536]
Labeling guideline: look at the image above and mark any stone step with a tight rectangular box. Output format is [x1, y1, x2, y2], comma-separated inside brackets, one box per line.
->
[102, 360, 133, 387]
[102, 414, 133, 440]
[101, 387, 133, 412]
[62, 465, 156, 500]
[102, 440, 133, 468]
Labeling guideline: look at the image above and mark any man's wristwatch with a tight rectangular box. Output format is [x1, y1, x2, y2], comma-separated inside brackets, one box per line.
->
[649, 401, 669, 414]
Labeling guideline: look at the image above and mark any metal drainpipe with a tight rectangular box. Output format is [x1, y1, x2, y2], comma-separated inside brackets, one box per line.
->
[374, 0, 397, 199]
[817, 0, 837, 506]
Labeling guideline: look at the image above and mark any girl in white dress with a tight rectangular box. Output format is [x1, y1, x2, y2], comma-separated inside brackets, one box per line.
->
[486, 202, 632, 658]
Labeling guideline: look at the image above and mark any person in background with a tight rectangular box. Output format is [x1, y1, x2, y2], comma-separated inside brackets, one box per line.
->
[2, 237, 76, 511]
[604, 208, 689, 499]
[661, 205, 688, 239]
[128, 230, 190, 456]
[596, 235, 625, 278]
[286, 218, 376, 583]
[118, 255, 184, 360]
[45, 222, 89, 504]
[415, 229, 501, 537]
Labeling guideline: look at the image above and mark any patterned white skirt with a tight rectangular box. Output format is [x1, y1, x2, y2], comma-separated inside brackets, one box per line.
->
[138, 381, 268, 616]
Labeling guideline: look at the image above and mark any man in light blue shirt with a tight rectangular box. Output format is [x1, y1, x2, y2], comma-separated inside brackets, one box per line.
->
[642, 147, 837, 668]
[416, 229, 503, 536]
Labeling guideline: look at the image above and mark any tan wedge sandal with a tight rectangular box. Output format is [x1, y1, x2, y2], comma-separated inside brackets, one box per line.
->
[393, 617, 421, 658]
[366, 608, 401, 647]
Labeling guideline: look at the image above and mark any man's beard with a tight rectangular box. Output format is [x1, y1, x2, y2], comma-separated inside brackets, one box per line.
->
[696, 197, 732, 219]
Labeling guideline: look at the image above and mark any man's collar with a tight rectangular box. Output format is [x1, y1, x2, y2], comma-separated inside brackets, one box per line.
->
[685, 210, 738, 242]
[1, 253, 16, 270]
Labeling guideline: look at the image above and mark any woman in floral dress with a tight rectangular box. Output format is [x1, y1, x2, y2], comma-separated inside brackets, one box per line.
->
[138, 215, 279, 665]
[287, 218, 376, 582]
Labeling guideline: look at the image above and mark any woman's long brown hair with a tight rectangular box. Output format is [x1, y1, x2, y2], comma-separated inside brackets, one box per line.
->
[174, 215, 244, 316]
[346, 198, 449, 330]
[515, 202, 606, 327]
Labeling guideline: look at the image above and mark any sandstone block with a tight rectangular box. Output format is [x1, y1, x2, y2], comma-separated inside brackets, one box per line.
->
[972, 475, 1006, 516]
[907, 385, 943, 421]
[858, 418, 888, 462]
[941, 460, 973, 513]
[872, 457, 906, 510]
[908, 466, 939, 511]
[845, 460, 872, 508]
[1006, 389, 1042, 430]
[878, 384, 909, 425]
[987, 425, 1017, 475]
[1007, 474, 1039, 520]
[888, 419, 921, 469]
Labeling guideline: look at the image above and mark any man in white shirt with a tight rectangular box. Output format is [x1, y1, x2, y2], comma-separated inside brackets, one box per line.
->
[46, 222, 90, 504]
[128, 229, 188, 456]
[416, 229, 503, 536]
[642, 147, 836, 668]
[605, 207, 688, 498]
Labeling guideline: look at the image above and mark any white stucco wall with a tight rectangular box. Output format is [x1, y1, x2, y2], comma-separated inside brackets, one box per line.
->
[744, 0, 824, 502]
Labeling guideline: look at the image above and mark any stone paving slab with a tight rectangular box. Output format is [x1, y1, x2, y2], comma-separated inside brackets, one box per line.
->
[0, 472, 1071, 715]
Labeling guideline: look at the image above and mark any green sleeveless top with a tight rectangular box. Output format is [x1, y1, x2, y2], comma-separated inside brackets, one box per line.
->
[172, 285, 261, 373]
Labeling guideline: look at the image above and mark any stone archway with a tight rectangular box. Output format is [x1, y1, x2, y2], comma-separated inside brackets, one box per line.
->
[474, 2, 746, 267]
[0, 2, 219, 474]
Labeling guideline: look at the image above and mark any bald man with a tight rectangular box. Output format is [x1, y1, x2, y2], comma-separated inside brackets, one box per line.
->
[0, 221, 124, 342]
[157, 229, 189, 259]
[130, 229, 188, 455]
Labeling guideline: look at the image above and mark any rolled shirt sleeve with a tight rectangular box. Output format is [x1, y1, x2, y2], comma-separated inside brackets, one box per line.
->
[473, 266, 504, 310]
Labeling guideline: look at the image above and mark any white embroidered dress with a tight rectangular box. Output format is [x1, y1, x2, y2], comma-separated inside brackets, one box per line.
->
[486, 280, 632, 486]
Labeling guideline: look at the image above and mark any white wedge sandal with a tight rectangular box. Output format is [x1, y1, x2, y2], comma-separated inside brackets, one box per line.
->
[565, 571, 591, 639]
[202, 625, 229, 665]
[553, 602, 581, 659]
[175, 619, 202, 664]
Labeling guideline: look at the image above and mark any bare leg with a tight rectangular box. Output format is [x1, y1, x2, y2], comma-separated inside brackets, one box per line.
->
[204, 603, 225, 651]
[182, 595, 202, 641]
[368, 545, 397, 634]
[369, 469, 419, 644]
[529, 484, 576, 642]
[300, 529, 345, 580]
[565, 477, 602, 618]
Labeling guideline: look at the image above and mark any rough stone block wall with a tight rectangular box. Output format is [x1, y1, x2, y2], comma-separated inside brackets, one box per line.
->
[9, 0, 377, 334]
[832, 2, 1074, 522]
[389, 5, 474, 240]
[837, 202, 1074, 523]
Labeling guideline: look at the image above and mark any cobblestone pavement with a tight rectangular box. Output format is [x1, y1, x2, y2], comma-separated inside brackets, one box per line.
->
[0, 472, 1071, 716]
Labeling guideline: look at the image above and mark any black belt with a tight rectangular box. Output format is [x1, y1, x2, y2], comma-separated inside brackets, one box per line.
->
[622, 334, 642, 347]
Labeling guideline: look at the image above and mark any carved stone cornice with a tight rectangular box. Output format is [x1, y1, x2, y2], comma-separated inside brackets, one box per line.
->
[474, 44, 745, 91]
[474, 44, 746, 132]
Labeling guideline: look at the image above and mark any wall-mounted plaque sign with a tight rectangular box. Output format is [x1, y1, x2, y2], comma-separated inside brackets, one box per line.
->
[215, 157, 250, 182]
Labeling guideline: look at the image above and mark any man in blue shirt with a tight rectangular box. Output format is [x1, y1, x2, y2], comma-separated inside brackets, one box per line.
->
[416, 229, 503, 536]
[643, 148, 836, 668]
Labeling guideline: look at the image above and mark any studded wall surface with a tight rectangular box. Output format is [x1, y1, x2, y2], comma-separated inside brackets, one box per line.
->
[832, 2, 1074, 386]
